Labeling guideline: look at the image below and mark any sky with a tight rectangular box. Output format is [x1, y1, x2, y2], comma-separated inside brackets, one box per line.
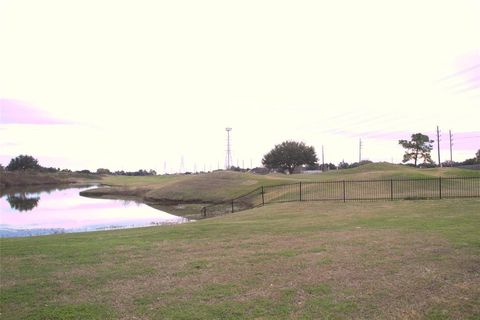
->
[1, 0, 479, 173]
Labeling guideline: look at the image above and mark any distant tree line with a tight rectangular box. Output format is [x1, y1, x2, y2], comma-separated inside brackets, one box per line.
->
[3, 145, 479, 177]
[110, 169, 157, 176]
[440, 149, 480, 167]
[1, 155, 158, 176]
[260, 138, 479, 174]
[75, 168, 158, 176]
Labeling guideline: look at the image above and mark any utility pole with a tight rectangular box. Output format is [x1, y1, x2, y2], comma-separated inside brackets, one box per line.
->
[449, 130, 453, 163]
[437, 126, 441, 167]
[322, 145, 325, 171]
[359, 138, 362, 163]
[180, 156, 185, 174]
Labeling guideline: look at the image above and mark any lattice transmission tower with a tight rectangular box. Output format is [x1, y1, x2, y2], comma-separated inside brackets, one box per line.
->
[225, 128, 232, 170]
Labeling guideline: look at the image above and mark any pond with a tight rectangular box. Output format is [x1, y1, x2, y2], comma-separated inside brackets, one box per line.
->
[0, 185, 188, 237]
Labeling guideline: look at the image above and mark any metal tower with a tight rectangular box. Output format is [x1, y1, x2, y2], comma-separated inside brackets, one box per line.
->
[225, 128, 232, 170]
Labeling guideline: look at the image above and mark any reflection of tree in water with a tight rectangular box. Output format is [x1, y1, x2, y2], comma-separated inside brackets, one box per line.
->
[6, 193, 40, 212]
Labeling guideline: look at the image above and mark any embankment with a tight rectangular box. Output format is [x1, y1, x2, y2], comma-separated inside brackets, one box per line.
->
[0, 171, 99, 189]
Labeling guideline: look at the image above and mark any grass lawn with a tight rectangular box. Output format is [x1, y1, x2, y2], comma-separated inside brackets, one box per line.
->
[1, 199, 479, 319]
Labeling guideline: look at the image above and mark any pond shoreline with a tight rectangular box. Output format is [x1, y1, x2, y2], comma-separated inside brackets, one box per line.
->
[0, 171, 209, 219]
[79, 186, 208, 219]
[1, 184, 190, 238]
[0, 171, 99, 189]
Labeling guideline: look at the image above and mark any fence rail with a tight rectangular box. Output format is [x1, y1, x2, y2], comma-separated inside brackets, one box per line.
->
[201, 177, 480, 217]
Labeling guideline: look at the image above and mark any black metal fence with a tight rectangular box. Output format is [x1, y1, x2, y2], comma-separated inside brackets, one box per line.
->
[200, 177, 480, 217]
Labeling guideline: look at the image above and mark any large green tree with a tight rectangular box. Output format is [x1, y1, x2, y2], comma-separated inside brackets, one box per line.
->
[6, 155, 40, 171]
[398, 133, 434, 166]
[262, 140, 318, 174]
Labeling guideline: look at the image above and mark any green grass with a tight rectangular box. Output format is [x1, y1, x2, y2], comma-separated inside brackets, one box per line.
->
[1, 199, 480, 319]
[80, 163, 480, 218]
[274, 163, 480, 181]
[104, 170, 293, 201]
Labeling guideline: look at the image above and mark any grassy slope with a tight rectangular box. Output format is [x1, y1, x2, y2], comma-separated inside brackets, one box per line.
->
[88, 163, 480, 204]
[0, 171, 99, 190]
[1, 199, 479, 319]
[283, 162, 480, 181]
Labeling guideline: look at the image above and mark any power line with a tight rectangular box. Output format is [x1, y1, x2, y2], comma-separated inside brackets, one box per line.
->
[454, 135, 480, 140]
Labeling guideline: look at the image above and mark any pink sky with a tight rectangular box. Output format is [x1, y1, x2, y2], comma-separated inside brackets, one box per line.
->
[0, 1, 478, 171]
[0, 99, 69, 125]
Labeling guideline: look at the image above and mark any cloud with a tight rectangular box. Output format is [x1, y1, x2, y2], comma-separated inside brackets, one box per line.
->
[438, 52, 480, 94]
[458, 53, 480, 90]
[0, 99, 72, 125]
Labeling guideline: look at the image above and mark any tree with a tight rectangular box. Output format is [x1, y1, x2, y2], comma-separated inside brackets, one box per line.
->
[398, 133, 434, 166]
[262, 140, 318, 174]
[96, 168, 111, 174]
[462, 149, 480, 165]
[6, 193, 40, 212]
[338, 161, 349, 169]
[6, 155, 40, 171]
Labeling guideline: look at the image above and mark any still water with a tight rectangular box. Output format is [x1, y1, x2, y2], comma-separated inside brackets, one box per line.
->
[0, 185, 188, 237]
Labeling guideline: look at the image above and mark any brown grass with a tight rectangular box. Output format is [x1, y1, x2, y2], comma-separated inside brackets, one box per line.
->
[40, 228, 479, 319]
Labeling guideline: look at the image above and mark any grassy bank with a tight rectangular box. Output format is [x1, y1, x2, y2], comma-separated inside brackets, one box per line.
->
[0, 171, 99, 190]
[1, 199, 479, 319]
[82, 163, 480, 216]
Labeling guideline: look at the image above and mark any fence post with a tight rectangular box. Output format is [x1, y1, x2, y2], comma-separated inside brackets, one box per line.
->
[390, 179, 394, 201]
[299, 182, 302, 201]
[261, 186, 265, 206]
[231, 200, 234, 213]
[343, 180, 346, 202]
[439, 177, 442, 199]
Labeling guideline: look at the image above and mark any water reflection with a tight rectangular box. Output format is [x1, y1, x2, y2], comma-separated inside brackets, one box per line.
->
[6, 193, 40, 212]
[0, 184, 84, 198]
[0, 185, 188, 237]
